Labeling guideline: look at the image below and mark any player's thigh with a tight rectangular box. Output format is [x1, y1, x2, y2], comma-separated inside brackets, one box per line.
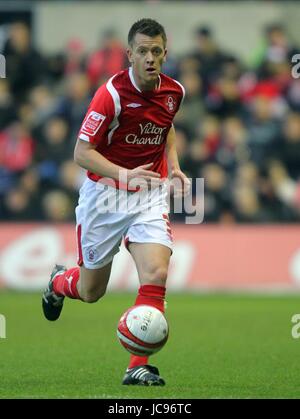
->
[128, 242, 171, 286]
[76, 179, 127, 270]
[78, 262, 113, 300]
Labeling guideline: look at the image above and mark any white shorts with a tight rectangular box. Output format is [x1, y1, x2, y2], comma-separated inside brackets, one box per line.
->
[75, 178, 173, 269]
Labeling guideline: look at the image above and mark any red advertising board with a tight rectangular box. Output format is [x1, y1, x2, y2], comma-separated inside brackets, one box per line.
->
[0, 223, 299, 291]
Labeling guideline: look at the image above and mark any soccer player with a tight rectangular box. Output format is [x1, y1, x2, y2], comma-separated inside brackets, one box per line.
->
[42, 18, 190, 386]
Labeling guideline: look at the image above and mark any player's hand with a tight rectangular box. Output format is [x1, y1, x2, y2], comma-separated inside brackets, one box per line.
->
[127, 163, 162, 189]
[171, 169, 191, 197]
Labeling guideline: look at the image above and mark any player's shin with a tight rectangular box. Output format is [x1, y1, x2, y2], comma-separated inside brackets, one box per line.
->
[128, 284, 166, 369]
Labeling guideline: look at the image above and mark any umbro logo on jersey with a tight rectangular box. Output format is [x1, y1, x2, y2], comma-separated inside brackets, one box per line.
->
[126, 103, 142, 108]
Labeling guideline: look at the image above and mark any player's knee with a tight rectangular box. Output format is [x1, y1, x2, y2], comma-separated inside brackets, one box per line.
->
[145, 265, 168, 285]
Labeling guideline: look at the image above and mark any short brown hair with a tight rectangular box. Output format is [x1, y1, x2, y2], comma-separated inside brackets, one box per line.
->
[128, 18, 167, 47]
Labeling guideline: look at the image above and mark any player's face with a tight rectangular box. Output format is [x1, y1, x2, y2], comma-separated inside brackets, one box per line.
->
[127, 33, 167, 90]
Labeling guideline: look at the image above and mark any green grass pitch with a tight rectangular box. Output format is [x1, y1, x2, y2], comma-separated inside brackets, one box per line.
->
[1, 291, 300, 399]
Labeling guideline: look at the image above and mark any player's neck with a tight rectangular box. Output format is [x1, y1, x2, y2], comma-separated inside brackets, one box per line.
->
[132, 68, 159, 92]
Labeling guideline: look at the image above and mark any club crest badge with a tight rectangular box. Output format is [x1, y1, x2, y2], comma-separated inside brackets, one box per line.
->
[166, 96, 176, 112]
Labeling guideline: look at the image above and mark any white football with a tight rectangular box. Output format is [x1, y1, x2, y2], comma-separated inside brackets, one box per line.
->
[117, 305, 169, 356]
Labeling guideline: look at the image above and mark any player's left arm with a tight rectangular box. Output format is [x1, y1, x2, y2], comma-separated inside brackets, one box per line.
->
[166, 124, 191, 196]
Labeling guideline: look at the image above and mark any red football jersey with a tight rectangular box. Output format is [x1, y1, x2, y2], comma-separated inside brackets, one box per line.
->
[78, 67, 185, 184]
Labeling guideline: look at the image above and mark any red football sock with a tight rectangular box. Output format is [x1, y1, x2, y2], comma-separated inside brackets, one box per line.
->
[128, 284, 166, 370]
[53, 267, 81, 300]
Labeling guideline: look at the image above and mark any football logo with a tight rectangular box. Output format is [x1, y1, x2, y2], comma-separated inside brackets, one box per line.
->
[166, 96, 176, 112]
[86, 248, 98, 262]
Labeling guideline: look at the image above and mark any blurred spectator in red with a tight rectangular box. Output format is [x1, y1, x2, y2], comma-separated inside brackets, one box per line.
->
[0, 121, 34, 172]
[47, 38, 87, 83]
[45, 38, 86, 83]
[86, 29, 127, 87]
[64, 38, 86, 76]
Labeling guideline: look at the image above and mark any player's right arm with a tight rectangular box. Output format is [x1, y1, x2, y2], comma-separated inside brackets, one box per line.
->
[74, 139, 123, 180]
[74, 83, 161, 183]
[74, 140, 160, 182]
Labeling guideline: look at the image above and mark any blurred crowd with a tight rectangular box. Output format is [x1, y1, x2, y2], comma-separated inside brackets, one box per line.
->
[0, 22, 300, 223]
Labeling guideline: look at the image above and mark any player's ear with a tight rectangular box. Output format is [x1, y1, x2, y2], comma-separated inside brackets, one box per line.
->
[163, 48, 168, 63]
[127, 48, 134, 64]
